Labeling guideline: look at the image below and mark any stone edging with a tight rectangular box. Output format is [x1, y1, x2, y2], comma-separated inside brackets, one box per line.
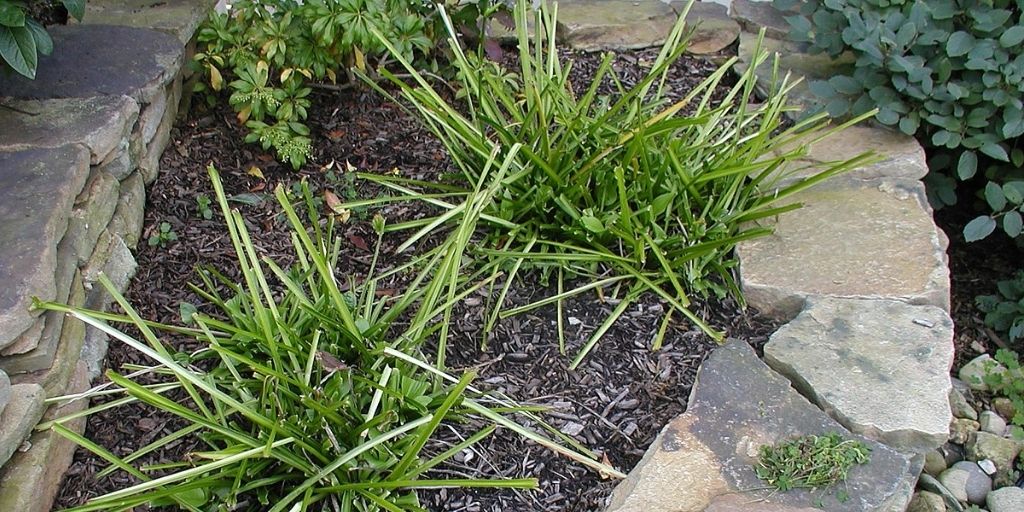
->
[0, 2, 215, 509]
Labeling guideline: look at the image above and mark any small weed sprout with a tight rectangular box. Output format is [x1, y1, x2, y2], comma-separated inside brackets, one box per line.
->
[147, 221, 177, 248]
[196, 193, 214, 219]
[756, 432, 870, 494]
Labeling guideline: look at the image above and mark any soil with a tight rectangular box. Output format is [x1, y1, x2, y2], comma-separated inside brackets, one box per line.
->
[53, 48, 778, 512]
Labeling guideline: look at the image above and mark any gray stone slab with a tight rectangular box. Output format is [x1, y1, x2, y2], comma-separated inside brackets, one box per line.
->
[107, 171, 146, 249]
[607, 341, 914, 512]
[0, 146, 91, 349]
[736, 179, 950, 319]
[138, 92, 169, 145]
[0, 24, 184, 104]
[765, 298, 954, 453]
[78, 0, 216, 44]
[683, 3, 740, 56]
[0, 383, 45, 469]
[97, 142, 135, 181]
[139, 89, 177, 184]
[731, 0, 791, 39]
[0, 96, 138, 165]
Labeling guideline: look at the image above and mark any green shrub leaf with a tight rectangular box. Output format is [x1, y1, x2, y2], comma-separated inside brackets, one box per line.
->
[986, 181, 1007, 211]
[1004, 182, 1024, 205]
[61, 0, 86, 22]
[0, 24, 37, 79]
[980, 142, 1010, 161]
[1004, 211, 1023, 238]
[957, 151, 978, 180]
[964, 215, 997, 242]
[0, 3, 25, 27]
[1000, 26, 1024, 48]
[946, 31, 975, 57]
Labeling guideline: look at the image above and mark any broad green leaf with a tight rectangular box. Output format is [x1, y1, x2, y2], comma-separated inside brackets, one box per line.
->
[985, 181, 1006, 211]
[61, 0, 86, 22]
[24, 19, 51, 56]
[946, 31, 974, 57]
[957, 151, 977, 180]
[179, 302, 198, 324]
[1004, 210, 1023, 238]
[999, 26, 1024, 48]
[0, 3, 25, 27]
[980, 142, 1010, 162]
[0, 24, 37, 79]
[964, 215, 997, 242]
[829, 75, 862, 95]
[1004, 182, 1024, 205]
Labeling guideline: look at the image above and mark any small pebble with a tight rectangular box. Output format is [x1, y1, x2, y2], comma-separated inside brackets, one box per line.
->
[924, 449, 948, 477]
[978, 458, 997, 475]
[987, 486, 1024, 512]
[979, 410, 1007, 436]
[950, 387, 978, 420]
[950, 418, 981, 444]
[992, 398, 1017, 423]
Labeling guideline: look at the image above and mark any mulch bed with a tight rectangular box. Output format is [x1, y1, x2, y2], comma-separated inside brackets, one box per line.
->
[54, 48, 780, 511]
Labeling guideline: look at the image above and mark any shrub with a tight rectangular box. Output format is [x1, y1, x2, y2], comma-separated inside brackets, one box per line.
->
[774, 0, 1024, 243]
[35, 165, 616, 511]
[977, 269, 1024, 343]
[192, 0, 505, 169]
[357, 0, 872, 366]
[0, 0, 84, 79]
[977, 348, 1024, 429]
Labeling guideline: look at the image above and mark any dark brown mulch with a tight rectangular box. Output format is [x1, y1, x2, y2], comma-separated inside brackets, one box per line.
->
[54, 49, 775, 512]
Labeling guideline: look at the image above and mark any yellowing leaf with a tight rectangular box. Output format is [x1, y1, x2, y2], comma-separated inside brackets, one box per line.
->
[353, 47, 366, 72]
[208, 64, 224, 91]
[326, 68, 337, 84]
[247, 166, 265, 180]
[236, 104, 252, 124]
[280, 68, 293, 83]
[299, 68, 313, 80]
[256, 60, 269, 75]
[345, 160, 357, 173]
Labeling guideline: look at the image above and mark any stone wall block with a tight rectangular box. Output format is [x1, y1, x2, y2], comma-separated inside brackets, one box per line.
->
[107, 171, 147, 249]
[66, 171, 121, 266]
[79, 0, 217, 44]
[0, 146, 91, 349]
[0, 363, 89, 512]
[9, 273, 87, 396]
[83, 232, 139, 312]
[0, 383, 45, 469]
[0, 97, 139, 165]
[139, 90, 177, 184]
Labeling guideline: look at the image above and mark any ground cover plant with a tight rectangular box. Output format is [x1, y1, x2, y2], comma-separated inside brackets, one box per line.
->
[756, 432, 870, 501]
[192, 0, 505, 169]
[357, 0, 873, 366]
[37, 166, 617, 511]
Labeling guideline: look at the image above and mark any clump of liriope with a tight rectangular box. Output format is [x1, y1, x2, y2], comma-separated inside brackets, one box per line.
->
[36, 163, 618, 511]
[356, 0, 877, 367]
[755, 432, 871, 494]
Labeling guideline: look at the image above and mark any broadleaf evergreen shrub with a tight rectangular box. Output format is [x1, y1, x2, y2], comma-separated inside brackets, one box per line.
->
[977, 269, 1024, 342]
[775, 0, 1024, 243]
[193, 0, 504, 169]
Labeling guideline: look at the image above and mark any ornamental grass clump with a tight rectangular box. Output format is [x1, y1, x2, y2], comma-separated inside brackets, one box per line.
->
[35, 163, 617, 512]
[358, 0, 875, 366]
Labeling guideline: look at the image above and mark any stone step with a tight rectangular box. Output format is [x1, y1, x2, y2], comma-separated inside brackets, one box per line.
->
[556, 0, 739, 54]
[731, 0, 790, 39]
[607, 341, 916, 511]
[0, 146, 91, 350]
[736, 179, 950, 320]
[765, 297, 955, 454]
